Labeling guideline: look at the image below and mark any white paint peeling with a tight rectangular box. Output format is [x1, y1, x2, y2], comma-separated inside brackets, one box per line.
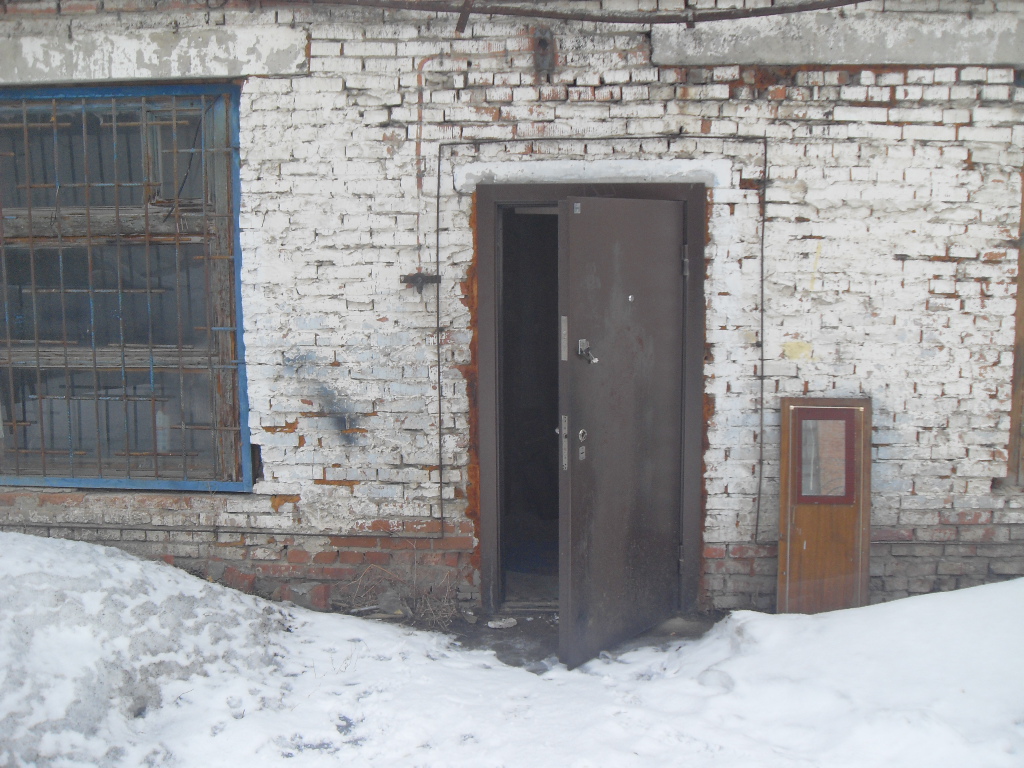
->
[1, 26, 307, 84]
[1, 7, 1021, 609]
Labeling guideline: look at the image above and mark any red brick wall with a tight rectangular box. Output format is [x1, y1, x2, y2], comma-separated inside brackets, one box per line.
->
[0, 490, 477, 612]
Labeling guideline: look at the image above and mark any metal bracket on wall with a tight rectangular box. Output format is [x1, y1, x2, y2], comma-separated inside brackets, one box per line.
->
[400, 272, 441, 294]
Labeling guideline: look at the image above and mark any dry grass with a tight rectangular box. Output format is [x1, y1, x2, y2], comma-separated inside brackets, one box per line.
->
[341, 564, 459, 631]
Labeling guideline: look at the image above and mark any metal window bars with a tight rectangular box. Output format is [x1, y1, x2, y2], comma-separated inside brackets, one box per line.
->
[0, 87, 245, 486]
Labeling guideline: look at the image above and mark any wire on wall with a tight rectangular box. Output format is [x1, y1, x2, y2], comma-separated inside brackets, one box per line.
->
[435, 150, 445, 537]
[753, 136, 769, 545]
[430, 132, 774, 551]
[288, 0, 865, 26]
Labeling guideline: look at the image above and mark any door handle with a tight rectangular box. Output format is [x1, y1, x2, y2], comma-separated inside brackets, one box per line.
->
[577, 339, 599, 364]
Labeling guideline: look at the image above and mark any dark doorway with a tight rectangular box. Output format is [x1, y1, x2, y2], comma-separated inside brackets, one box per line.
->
[476, 184, 706, 666]
[499, 208, 560, 607]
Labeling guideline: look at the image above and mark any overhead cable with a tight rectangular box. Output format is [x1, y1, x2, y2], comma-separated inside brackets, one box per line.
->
[287, 0, 865, 26]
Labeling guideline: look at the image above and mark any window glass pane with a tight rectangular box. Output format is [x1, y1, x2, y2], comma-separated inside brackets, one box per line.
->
[0, 96, 228, 211]
[0, 100, 146, 209]
[0, 369, 221, 480]
[0, 243, 210, 347]
[0, 88, 241, 486]
[801, 418, 847, 497]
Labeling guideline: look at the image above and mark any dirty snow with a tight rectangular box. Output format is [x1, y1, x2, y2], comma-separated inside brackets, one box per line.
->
[1, 532, 1022, 767]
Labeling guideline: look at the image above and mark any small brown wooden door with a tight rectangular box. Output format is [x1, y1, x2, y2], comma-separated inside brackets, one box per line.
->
[778, 398, 872, 613]
[557, 197, 685, 667]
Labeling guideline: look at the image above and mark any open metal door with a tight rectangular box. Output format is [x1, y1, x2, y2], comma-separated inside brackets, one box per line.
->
[557, 197, 686, 668]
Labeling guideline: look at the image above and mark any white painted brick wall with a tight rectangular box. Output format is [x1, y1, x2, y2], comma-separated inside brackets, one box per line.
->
[2, 3, 1023, 607]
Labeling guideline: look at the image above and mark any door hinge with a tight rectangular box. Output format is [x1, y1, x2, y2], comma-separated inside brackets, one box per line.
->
[678, 545, 686, 573]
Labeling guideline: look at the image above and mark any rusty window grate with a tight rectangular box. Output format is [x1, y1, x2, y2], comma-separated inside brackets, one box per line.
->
[0, 85, 251, 490]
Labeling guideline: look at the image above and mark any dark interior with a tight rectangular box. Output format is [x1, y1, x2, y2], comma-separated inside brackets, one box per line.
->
[499, 208, 560, 606]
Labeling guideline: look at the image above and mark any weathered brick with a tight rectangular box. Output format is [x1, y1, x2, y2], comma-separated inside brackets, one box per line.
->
[223, 566, 257, 594]
[0, 9, 1018, 617]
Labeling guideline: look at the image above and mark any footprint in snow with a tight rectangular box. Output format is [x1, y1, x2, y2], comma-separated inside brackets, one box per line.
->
[336, 714, 356, 735]
[696, 669, 735, 693]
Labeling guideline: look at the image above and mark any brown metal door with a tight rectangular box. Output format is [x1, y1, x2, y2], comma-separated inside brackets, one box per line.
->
[558, 197, 685, 668]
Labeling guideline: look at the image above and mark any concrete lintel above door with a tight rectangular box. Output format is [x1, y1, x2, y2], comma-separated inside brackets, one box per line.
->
[454, 159, 732, 195]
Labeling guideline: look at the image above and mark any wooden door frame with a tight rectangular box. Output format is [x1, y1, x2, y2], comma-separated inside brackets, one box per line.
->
[474, 183, 707, 615]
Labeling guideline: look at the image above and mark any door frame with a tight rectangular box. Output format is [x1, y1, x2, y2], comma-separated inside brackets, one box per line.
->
[475, 183, 707, 615]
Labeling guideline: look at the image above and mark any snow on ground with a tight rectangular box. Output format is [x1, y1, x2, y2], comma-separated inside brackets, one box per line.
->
[1, 532, 1022, 768]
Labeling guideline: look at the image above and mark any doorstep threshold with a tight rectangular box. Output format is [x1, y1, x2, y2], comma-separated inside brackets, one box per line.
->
[499, 600, 558, 614]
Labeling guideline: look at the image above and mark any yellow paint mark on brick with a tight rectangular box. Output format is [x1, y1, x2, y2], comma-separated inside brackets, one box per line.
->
[782, 341, 813, 361]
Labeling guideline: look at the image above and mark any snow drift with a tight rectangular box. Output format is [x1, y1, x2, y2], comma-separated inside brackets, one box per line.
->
[0, 533, 288, 766]
[0, 531, 1022, 767]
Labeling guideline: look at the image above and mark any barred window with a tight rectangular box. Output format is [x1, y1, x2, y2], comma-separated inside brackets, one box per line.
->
[0, 85, 251, 490]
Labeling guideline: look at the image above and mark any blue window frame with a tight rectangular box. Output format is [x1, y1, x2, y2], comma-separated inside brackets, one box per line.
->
[0, 84, 251, 491]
